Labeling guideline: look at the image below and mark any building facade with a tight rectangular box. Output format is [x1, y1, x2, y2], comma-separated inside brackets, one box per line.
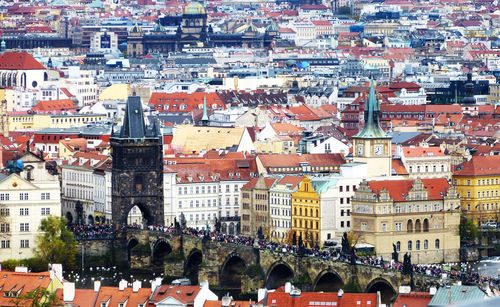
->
[291, 177, 320, 248]
[453, 155, 500, 225]
[351, 178, 460, 263]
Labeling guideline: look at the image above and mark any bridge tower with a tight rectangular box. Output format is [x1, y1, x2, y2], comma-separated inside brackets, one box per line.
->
[111, 96, 164, 227]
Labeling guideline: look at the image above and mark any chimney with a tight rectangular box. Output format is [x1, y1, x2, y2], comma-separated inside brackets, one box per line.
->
[63, 282, 75, 302]
[337, 289, 344, 298]
[15, 266, 28, 273]
[430, 287, 437, 296]
[257, 288, 267, 303]
[221, 293, 233, 307]
[285, 282, 292, 293]
[132, 281, 142, 293]
[94, 281, 101, 292]
[119, 279, 127, 291]
[50, 264, 63, 281]
[200, 279, 209, 289]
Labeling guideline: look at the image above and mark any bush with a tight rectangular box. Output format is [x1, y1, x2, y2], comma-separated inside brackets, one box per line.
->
[245, 264, 264, 278]
[1, 259, 21, 271]
[344, 280, 362, 293]
[130, 243, 151, 255]
[165, 252, 185, 261]
[292, 273, 311, 285]
[21, 258, 49, 272]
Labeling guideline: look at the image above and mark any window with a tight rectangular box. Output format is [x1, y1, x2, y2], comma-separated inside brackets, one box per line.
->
[1, 240, 10, 249]
[416, 240, 420, 250]
[396, 241, 400, 251]
[0, 223, 9, 233]
[41, 208, 50, 215]
[19, 208, 29, 216]
[424, 239, 428, 250]
[341, 221, 344, 227]
[20, 223, 29, 232]
[0, 208, 9, 217]
[20, 240, 29, 248]
[361, 223, 367, 231]
[435, 239, 440, 249]
[395, 222, 402, 231]
[382, 223, 387, 232]
[0, 193, 9, 201]
[19, 193, 28, 201]
[408, 241, 412, 251]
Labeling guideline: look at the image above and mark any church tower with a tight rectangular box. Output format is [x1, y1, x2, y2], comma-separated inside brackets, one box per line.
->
[352, 80, 392, 177]
[111, 96, 164, 227]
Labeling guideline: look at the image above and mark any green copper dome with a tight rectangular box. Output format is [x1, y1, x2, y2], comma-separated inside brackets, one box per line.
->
[265, 22, 278, 33]
[353, 79, 391, 139]
[184, 1, 206, 15]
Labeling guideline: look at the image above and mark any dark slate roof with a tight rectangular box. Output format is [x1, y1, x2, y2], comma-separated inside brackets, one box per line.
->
[115, 96, 160, 139]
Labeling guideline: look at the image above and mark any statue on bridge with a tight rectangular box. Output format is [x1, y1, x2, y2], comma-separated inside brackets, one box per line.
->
[402, 253, 413, 275]
[341, 232, 356, 265]
[298, 234, 305, 257]
[392, 243, 399, 263]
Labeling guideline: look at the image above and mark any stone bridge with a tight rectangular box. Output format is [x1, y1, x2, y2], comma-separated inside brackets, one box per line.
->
[78, 229, 441, 304]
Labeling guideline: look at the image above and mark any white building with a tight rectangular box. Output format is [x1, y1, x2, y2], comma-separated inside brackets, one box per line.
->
[269, 175, 302, 241]
[0, 152, 61, 261]
[61, 153, 111, 224]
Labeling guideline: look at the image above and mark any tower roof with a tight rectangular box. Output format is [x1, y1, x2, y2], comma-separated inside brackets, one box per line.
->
[353, 79, 390, 139]
[116, 96, 160, 139]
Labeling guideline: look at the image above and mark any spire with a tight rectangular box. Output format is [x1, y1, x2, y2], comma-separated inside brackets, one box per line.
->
[201, 95, 209, 126]
[119, 96, 146, 139]
[353, 79, 390, 139]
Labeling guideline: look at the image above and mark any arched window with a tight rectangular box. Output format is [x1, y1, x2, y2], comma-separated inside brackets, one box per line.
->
[435, 239, 440, 249]
[408, 240, 412, 251]
[423, 219, 429, 232]
[134, 175, 143, 193]
[416, 240, 420, 250]
[407, 220, 413, 232]
[424, 240, 428, 250]
[415, 219, 422, 232]
[396, 241, 400, 251]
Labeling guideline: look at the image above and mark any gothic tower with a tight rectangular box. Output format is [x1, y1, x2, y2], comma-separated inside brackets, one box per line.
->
[352, 79, 392, 177]
[111, 96, 164, 226]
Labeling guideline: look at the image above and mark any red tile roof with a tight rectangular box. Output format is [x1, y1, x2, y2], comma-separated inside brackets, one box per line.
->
[56, 288, 98, 307]
[401, 146, 445, 157]
[149, 92, 225, 113]
[393, 292, 432, 307]
[262, 289, 378, 307]
[32, 99, 76, 114]
[0, 52, 45, 70]
[258, 153, 345, 173]
[454, 155, 500, 176]
[96, 286, 151, 307]
[392, 159, 408, 175]
[368, 178, 451, 201]
[0, 271, 52, 306]
[149, 285, 200, 305]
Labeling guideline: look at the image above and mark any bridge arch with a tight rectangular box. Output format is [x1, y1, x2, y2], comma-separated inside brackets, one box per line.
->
[220, 253, 247, 290]
[313, 270, 344, 292]
[184, 249, 202, 286]
[265, 261, 294, 290]
[365, 278, 397, 305]
[152, 240, 172, 266]
[127, 238, 139, 262]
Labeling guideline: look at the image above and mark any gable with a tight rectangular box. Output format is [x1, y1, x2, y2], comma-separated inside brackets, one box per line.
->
[157, 295, 186, 306]
[0, 173, 39, 190]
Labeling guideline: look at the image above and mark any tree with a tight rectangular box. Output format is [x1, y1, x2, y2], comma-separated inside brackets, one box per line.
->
[284, 229, 295, 246]
[460, 218, 479, 241]
[347, 231, 361, 250]
[34, 216, 76, 269]
[338, 6, 351, 15]
[10, 287, 61, 307]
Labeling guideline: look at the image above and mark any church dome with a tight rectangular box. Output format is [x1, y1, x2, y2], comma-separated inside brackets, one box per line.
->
[265, 22, 278, 33]
[184, 1, 206, 15]
[154, 22, 166, 32]
[130, 23, 143, 33]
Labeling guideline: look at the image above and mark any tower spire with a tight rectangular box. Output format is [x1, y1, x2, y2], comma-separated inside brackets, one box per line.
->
[201, 95, 209, 126]
[352, 79, 390, 139]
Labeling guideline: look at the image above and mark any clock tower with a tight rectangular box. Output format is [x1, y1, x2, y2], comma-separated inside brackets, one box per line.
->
[352, 79, 392, 177]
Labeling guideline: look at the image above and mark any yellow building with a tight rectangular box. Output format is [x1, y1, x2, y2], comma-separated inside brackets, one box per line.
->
[489, 83, 500, 105]
[351, 178, 461, 264]
[291, 177, 320, 248]
[8, 113, 107, 131]
[453, 155, 500, 225]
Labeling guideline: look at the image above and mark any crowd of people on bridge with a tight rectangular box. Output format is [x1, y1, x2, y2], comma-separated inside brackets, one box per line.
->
[68, 223, 500, 287]
[69, 224, 118, 240]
